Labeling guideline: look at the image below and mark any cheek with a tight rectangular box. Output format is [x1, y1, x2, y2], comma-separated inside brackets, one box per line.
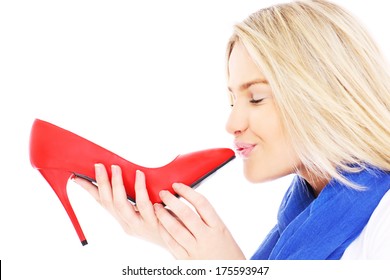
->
[248, 105, 282, 143]
[244, 110, 300, 182]
[243, 144, 299, 183]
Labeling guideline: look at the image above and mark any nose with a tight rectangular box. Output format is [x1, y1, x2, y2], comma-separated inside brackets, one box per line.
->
[225, 104, 248, 137]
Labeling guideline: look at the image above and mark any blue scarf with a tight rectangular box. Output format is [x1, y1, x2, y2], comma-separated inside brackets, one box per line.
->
[251, 167, 390, 260]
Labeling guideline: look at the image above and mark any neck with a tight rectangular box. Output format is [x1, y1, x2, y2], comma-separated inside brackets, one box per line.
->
[297, 168, 330, 197]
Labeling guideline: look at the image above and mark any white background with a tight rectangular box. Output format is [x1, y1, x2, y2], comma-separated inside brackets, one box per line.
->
[1, 1, 389, 279]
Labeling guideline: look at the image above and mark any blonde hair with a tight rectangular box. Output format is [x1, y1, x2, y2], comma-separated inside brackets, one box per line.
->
[226, 0, 390, 188]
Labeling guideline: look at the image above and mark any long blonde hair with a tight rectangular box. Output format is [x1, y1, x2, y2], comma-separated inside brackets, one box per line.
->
[226, 0, 390, 188]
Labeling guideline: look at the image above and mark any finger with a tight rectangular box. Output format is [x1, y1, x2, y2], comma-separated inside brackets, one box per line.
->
[94, 163, 114, 210]
[172, 183, 223, 227]
[156, 216, 189, 259]
[111, 165, 139, 222]
[73, 177, 100, 202]
[134, 170, 156, 224]
[154, 202, 195, 250]
[159, 190, 205, 235]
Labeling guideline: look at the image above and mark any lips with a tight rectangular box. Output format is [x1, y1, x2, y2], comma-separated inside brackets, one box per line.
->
[234, 141, 256, 158]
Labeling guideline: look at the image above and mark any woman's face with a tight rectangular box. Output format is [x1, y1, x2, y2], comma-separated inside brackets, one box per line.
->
[226, 42, 301, 183]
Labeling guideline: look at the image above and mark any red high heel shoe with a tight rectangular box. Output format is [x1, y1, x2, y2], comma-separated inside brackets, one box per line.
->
[29, 119, 235, 245]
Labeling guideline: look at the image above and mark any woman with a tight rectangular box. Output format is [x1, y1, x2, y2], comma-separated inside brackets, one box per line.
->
[75, 0, 390, 259]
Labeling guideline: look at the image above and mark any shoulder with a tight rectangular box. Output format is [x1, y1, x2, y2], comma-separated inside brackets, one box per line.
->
[341, 189, 390, 259]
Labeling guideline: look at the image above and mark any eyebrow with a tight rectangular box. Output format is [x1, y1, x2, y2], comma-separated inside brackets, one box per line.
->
[228, 78, 268, 92]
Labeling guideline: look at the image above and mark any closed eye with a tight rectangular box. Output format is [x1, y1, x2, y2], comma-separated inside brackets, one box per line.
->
[250, 98, 264, 104]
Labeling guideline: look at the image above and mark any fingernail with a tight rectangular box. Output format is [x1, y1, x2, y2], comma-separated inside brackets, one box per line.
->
[153, 203, 163, 210]
[136, 169, 143, 176]
[159, 190, 169, 198]
[111, 164, 119, 174]
[136, 170, 144, 180]
[94, 163, 102, 170]
[172, 183, 182, 191]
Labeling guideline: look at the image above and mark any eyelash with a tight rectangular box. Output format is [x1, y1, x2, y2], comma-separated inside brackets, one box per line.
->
[229, 97, 264, 107]
[250, 98, 264, 104]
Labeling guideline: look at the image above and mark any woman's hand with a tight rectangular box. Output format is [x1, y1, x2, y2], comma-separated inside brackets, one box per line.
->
[73, 164, 165, 247]
[154, 183, 246, 260]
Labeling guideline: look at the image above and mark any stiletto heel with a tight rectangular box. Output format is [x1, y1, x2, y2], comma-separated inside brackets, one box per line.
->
[29, 118, 235, 245]
[38, 169, 87, 245]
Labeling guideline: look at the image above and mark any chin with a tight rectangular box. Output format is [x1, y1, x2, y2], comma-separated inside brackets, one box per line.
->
[243, 167, 270, 183]
[243, 165, 289, 184]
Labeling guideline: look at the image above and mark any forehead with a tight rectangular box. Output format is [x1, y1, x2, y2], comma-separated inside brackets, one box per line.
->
[228, 42, 267, 90]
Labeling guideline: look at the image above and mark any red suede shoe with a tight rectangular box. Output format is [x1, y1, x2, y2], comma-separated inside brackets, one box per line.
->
[29, 119, 235, 245]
